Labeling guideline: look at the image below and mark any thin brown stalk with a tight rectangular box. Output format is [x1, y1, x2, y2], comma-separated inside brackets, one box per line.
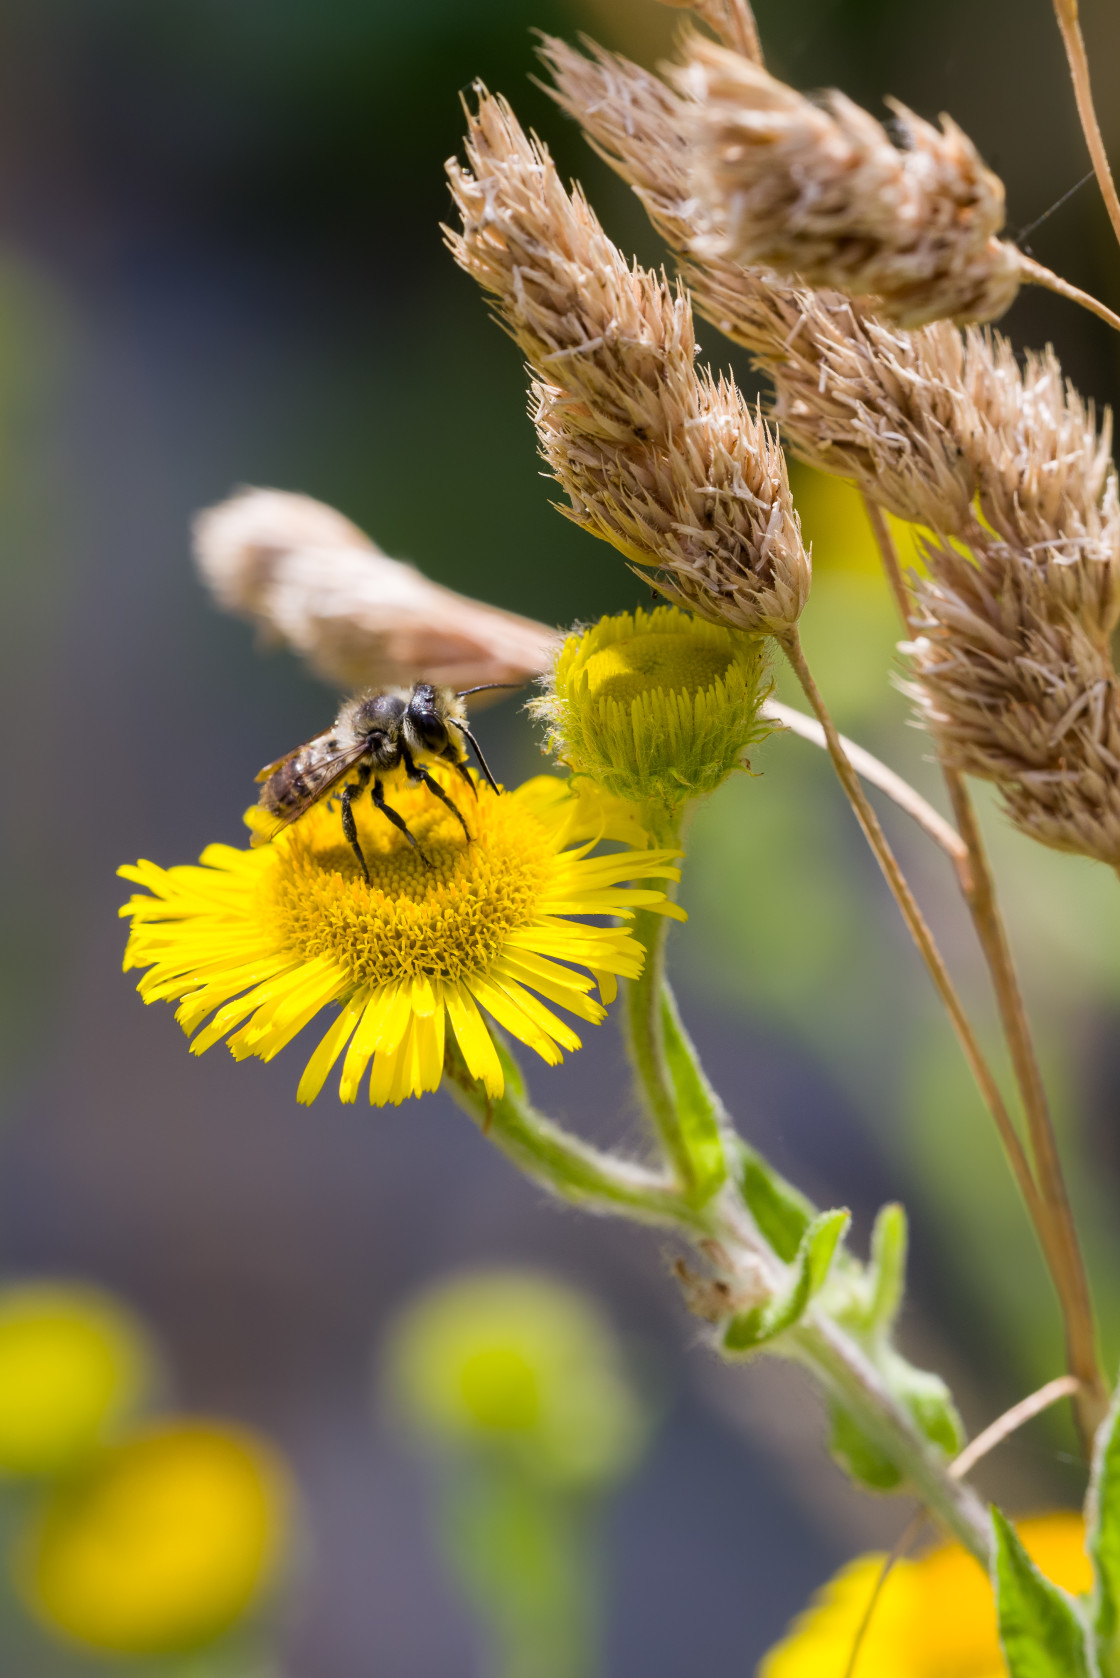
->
[1051, 0, 1120, 254]
[762, 699, 968, 867]
[777, 625, 1042, 1228]
[949, 1373, 1081, 1481]
[1019, 252, 1120, 335]
[862, 498, 916, 632]
[864, 494, 1109, 1441]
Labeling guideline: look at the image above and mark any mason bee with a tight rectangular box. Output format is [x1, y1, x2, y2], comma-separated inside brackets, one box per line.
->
[254, 683, 511, 881]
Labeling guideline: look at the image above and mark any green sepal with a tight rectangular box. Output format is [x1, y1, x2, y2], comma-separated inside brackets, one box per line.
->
[724, 1209, 849, 1353]
[733, 1140, 815, 1263]
[1087, 1372, 1120, 1672]
[828, 1403, 903, 1491]
[992, 1506, 1094, 1678]
[827, 1361, 962, 1494]
[660, 990, 726, 1205]
[880, 1350, 964, 1458]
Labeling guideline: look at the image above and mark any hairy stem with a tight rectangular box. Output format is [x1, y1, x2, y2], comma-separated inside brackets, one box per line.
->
[789, 1310, 990, 1561]
[863, 491, 1108, 1442]
[1051, 0, 1120, 254]
[776, 626, 1042, 1225]
[624, 903, 704, 1192]
[444, 1039, 699, 1228]
[449, 1035, 993, 1561]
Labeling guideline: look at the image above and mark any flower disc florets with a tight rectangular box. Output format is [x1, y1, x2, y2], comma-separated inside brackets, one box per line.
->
[119, 773, 682, 1107]
[536, 606, 772, 810]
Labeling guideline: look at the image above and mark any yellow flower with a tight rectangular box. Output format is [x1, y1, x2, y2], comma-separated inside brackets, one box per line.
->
[0, 1283, 155, 1477]
[535, 606, 771, 812]
[384, 1269, 650, 1487]
[119, 773, 683, 1106]
[19, 1420, 292, 1655]
[761, 1511, 1090, 1677]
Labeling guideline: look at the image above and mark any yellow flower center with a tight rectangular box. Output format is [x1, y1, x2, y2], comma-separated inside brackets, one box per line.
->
[262, 771, 551, 987]
[580, 632, 734, 704]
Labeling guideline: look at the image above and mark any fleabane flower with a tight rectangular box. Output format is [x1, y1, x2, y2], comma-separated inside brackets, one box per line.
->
[119, 773, 682, 1107]
[761, 1511, 1089, 1677]
[534, 605, 772, 813]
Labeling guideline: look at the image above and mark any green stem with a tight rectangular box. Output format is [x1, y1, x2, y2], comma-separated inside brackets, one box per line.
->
[621, 801, 703, 1191]
[790, 1310, 990, 1562]
[443, 1037, 702, 1229]
[623, 904, 698, 1191]
[442, 1467, 603, 1678]
[446, 987, 991, 1564]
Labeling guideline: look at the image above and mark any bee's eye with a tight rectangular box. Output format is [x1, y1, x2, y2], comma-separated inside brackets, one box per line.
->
[413, 712, 447, 748]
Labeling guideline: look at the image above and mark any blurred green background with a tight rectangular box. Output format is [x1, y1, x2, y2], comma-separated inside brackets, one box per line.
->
[1, 0, 1120, 1670]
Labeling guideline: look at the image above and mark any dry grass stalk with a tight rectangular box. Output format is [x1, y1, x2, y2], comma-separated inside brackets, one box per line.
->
[542, 34, 1120, 868]
[679, 41, 1021, 328]
[193, 487, 557, 695]
[444, 87, 810, 635]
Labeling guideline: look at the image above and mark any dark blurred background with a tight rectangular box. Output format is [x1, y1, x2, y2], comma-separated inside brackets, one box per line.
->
[2, 0, 1120, 1670]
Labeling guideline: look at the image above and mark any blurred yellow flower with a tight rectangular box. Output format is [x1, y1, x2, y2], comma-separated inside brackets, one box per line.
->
[384, 1270, 649, 1487]
[119, 774, 682, 1106]
[20, 1420, 292, 1655]
[0, 1283, 155, 1476]
[760, 1511, 1090, 1677]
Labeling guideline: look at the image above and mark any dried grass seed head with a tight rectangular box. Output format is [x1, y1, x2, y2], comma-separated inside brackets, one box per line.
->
[908, 542, 1120, 867]
[680, 41, 1021, 329]
[446, 86, 810, 634]
[194, 487, 557, 695]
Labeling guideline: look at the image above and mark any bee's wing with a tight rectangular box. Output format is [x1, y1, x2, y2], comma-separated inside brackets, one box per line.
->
[253, 738, 371, 844]
[255, 736, 324, 783]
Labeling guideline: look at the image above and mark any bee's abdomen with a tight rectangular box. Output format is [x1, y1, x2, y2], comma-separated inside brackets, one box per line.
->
[261, 748, 338, 815]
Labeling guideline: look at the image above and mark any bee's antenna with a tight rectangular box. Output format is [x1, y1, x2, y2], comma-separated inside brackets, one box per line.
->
[449, 718, 502, 795]
[455, 682, 524, 699]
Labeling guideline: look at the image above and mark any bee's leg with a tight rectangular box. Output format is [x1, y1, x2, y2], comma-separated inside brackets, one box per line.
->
[441, 745, 478, 801]
[402, 746, 471, 842]
[371, 777, 430, 866]
[340, 778, 371, 885]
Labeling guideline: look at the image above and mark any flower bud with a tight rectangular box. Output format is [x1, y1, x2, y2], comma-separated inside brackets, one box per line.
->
[535, 605, 772, 813]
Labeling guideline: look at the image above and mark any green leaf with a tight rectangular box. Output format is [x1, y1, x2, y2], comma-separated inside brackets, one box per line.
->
[865, 1203, 907, 1338]
[660, 989, 726, 1205]
[724, 1208, 849, 1353]
[1087, 1374, 1120, 1671]
[992, 1506, 1093, 1678]
[828, 1404, 903, 1491]
[880, 1351, 964, 1459]
[734, 1141, 816, 1262]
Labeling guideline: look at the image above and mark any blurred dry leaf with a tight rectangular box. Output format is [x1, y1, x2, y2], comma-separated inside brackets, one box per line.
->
[193, 488, 558, 700]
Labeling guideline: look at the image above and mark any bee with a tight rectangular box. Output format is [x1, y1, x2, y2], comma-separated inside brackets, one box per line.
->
[254, 682, 512, 881]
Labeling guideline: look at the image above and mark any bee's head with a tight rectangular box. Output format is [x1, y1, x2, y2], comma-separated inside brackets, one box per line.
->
[406, 683, 460, 752]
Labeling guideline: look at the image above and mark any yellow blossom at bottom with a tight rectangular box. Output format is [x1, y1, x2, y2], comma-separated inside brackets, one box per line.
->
[19, 1421, 291, 1655]
[760, 1511, 1090, 1678]
[0, 1282, 155, 1476]
[119, 773, 683, 1106]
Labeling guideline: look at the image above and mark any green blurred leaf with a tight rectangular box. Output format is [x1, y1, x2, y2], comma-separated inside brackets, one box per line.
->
[828, 1403, 903, 1491]
[724, 1209, 849, 1352]
[660, 988, 726, 1204]
[865, 1203, 908, 1339]
[734, 1140, 816, 1263]
[1088, 1376, 1120, 1672]
[881, 1351, 964, 1459]
[992, 1506, 1093, 1678]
